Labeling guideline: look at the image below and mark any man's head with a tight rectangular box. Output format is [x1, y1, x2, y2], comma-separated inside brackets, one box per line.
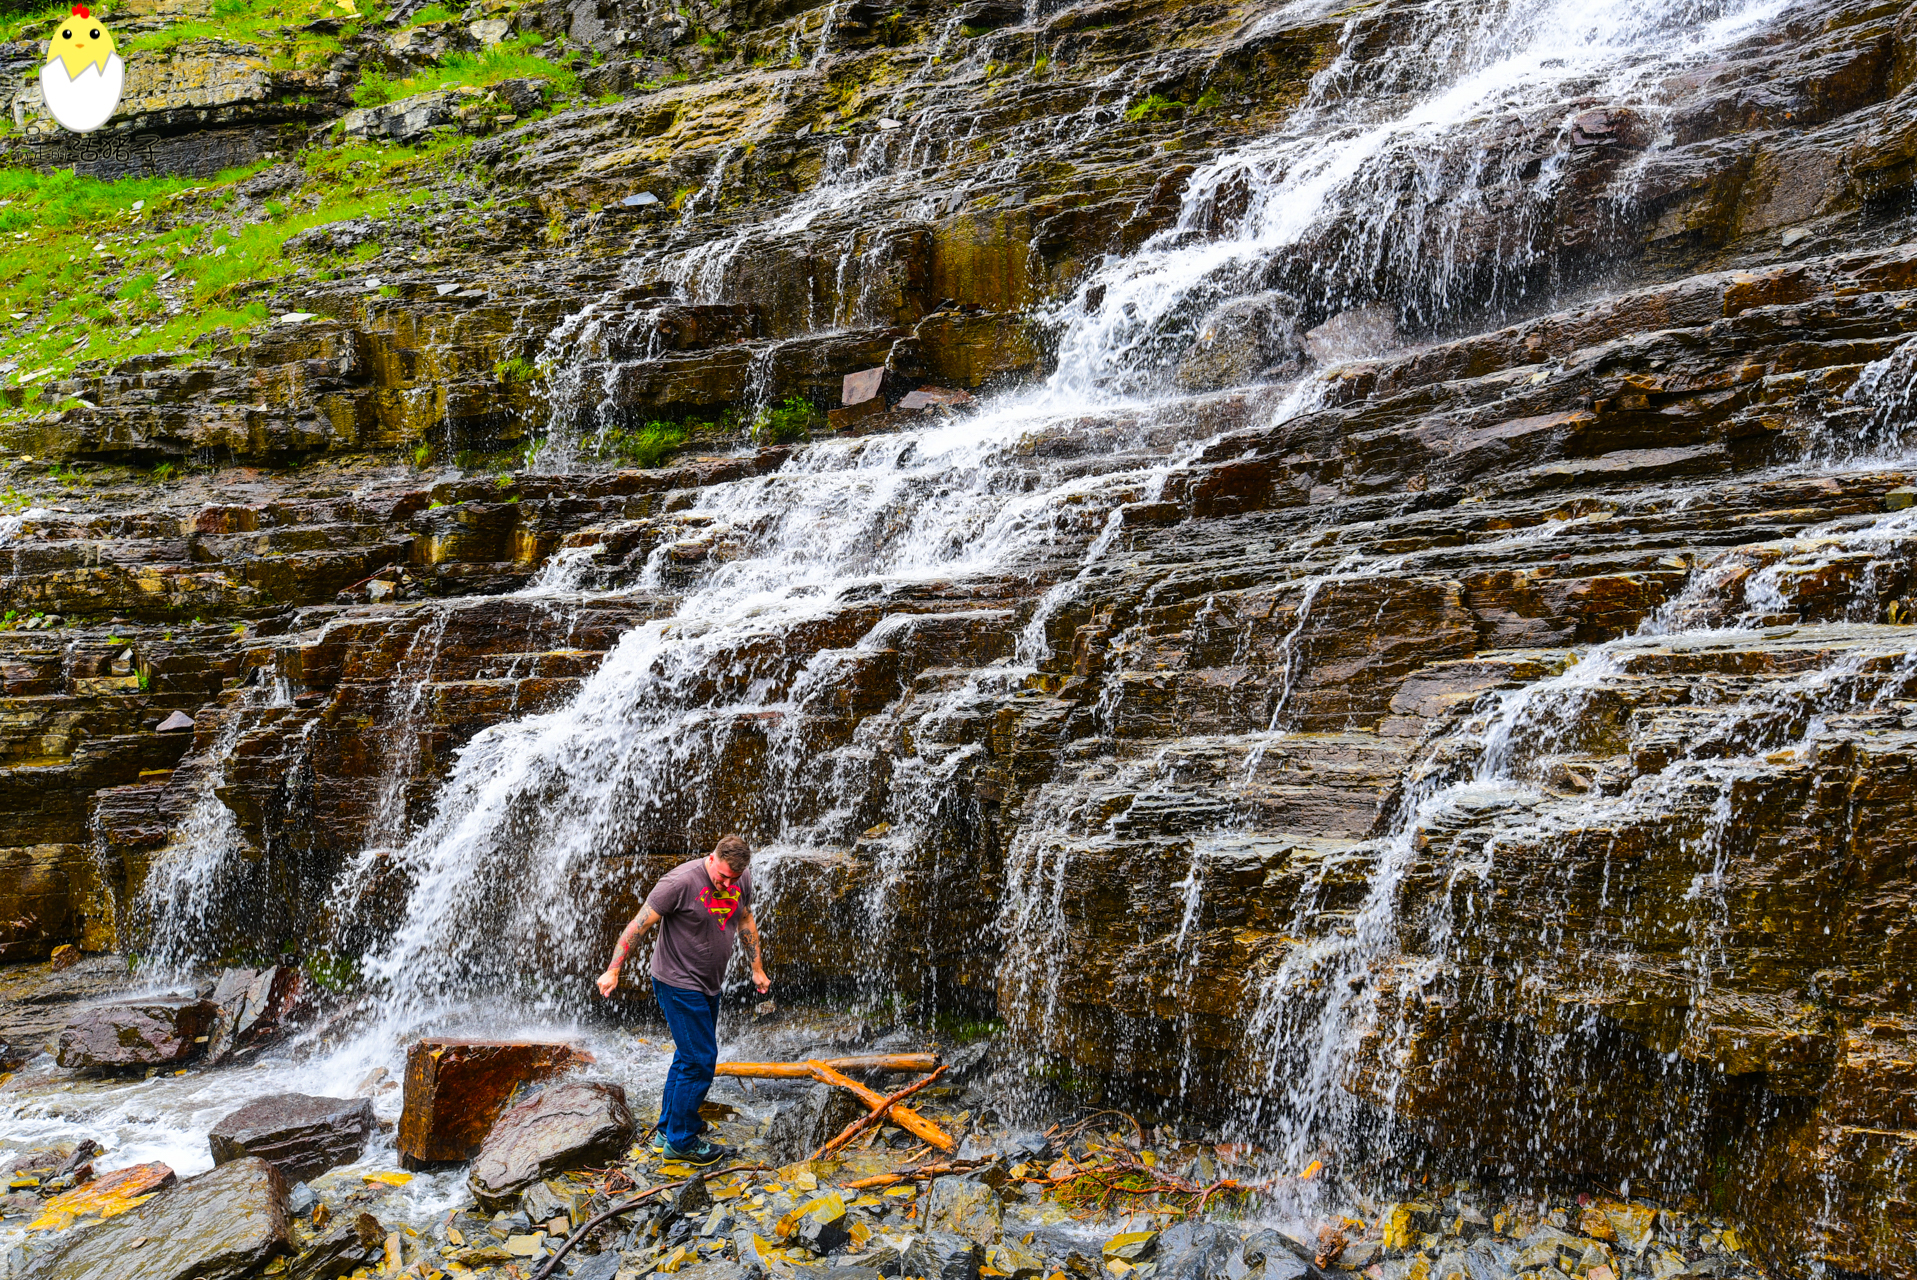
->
[708, 834, 752, 883]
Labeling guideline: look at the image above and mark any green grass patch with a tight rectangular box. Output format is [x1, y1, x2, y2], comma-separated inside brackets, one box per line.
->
[356, 34, 573, 107]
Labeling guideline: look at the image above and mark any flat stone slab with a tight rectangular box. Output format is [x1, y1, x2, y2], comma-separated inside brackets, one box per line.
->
[54, 998, 214, 1070]
[468, 1079, 633, 1209]
[398, 1038, 592, 1166]
[208, 1093, 376, 1183]
[20, 1155, 289, 1280]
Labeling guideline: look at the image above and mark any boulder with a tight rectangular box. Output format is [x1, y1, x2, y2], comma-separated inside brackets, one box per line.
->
[762, 1082, 864, 1164]
[20, 1156, 289, 1280]
[925, 1175, 1001, 1247]
[54, 998, 214, 1070]
[1155, 1222, 1240, 1280]
[901, 1231, 981, 1280]
[287, 1220, 382, 1280]
[397, 1038, 591, 1166]
[203, 965, 301, 1063]
[467, 1079, 633, 1209]
[1174, 291, 1303, 390]
[1301, 302, 1398, 365]
[207, 1093, 376, 1182]
[337, 89, 463, 145]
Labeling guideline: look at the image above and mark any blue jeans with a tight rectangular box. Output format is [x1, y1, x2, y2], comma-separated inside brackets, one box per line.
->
[652, 977, 719, 1150]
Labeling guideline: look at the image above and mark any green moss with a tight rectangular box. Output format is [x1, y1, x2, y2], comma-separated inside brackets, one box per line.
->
[590, 421, 687, 468]
[493, 355, 536, 382]
[752, 395, 819, 445]
[1126, 93, 1186, 122]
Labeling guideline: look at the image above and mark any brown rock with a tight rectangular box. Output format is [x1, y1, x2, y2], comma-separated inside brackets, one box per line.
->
[467, 1079, 633, 1209]
[208, 1094, 376, 1183]
[397, 1038, 592, 1166]
[842, 366, 885, 406]
[54, 999, 215, 1070]
[203, 965, 301, 1063]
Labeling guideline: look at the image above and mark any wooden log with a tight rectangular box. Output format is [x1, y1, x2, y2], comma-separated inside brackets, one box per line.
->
[714, 1053, 937, 1078]
[804, 1060, 954, 1153]
[813, 1065, 947, 1160]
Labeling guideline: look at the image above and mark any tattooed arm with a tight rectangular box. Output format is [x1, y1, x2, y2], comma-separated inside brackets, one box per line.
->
[739, 908, 770, 994]
[596, 904, 661, 998]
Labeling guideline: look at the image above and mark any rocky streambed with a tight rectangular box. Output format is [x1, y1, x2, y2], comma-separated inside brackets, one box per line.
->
[0, 972, 1774, 1280]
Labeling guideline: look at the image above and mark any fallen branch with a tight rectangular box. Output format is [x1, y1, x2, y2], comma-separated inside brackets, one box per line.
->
[1049, 1108, 1146, 1148]
[528, 1163, 766, 1280]
[811, 1065, 947, 1161]
[714, 1053, 937, 1079]
[841, 1159, 982, 1190]
[805, 1060, 954, 1153]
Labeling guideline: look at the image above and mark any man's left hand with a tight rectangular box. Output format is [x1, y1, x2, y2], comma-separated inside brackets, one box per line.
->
[752, 965, 771, 995]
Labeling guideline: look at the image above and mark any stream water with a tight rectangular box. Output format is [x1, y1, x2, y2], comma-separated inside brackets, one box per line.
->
[0, 0, 1883, 1251]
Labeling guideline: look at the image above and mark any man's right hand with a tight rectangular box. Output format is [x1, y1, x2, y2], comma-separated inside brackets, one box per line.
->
[596, 967, 620, 998]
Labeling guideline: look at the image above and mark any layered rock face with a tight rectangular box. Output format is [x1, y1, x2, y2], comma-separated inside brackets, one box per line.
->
[8, 0, 1917, 1275]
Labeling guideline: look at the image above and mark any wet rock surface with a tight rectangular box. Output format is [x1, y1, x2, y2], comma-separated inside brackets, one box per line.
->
[206, 1093, 376, 1183]
[52, 997, 214, 1070]
[467, 1078, 634, 1208]
[18, 1155, 289, 1280]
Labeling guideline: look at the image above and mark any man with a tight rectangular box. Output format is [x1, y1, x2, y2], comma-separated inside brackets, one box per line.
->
[597, 834, 770, 1166]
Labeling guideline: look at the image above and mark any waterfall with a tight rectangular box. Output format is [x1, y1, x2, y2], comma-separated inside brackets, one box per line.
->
[323, 401, 1178, 1049]
[132, 0, 1869, 1188]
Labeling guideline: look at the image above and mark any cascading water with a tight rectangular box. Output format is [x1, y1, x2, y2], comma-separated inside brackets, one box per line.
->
[1050, 0, 1790, 396]
[374, 0, 1811, 1122]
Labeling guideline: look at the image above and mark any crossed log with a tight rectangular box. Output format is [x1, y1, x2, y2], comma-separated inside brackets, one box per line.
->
[715, 1053, 954, 1153]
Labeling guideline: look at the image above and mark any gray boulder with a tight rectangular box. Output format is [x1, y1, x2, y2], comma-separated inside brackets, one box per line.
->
[208, 1093, 376, 1182]
[55, 998, 214, 1070]
[902, 1231, 981, 1280]
[1175, 291, 1303, 391]
[1156, 1221, 1240, 1280]
[763, 1082, 864, 1164]
[204, 965, 300, 1063]
[21, 1156, 290, 1280]
[338, 89, 465, 145]
[468, 1080, 633, 1209]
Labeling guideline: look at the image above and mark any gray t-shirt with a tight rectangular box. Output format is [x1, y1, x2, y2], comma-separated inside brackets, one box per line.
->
[647, 858, 752, 997]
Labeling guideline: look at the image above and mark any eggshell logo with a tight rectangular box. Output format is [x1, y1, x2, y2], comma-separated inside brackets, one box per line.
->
[41, 5, 123, 134]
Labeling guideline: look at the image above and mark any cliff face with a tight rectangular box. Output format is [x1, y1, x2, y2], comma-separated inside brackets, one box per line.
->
[5, 0, 1917, 1273]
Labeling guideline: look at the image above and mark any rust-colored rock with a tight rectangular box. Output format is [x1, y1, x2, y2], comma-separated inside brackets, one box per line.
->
[396, 1039, 592, 1167]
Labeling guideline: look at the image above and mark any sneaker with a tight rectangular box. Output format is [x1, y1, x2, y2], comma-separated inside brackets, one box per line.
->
[660, 1138, 734, 1167]
[648, 1129, 666, 1154]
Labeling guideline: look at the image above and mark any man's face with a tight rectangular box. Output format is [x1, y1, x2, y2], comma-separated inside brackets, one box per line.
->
[709, 854, 743, 886]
